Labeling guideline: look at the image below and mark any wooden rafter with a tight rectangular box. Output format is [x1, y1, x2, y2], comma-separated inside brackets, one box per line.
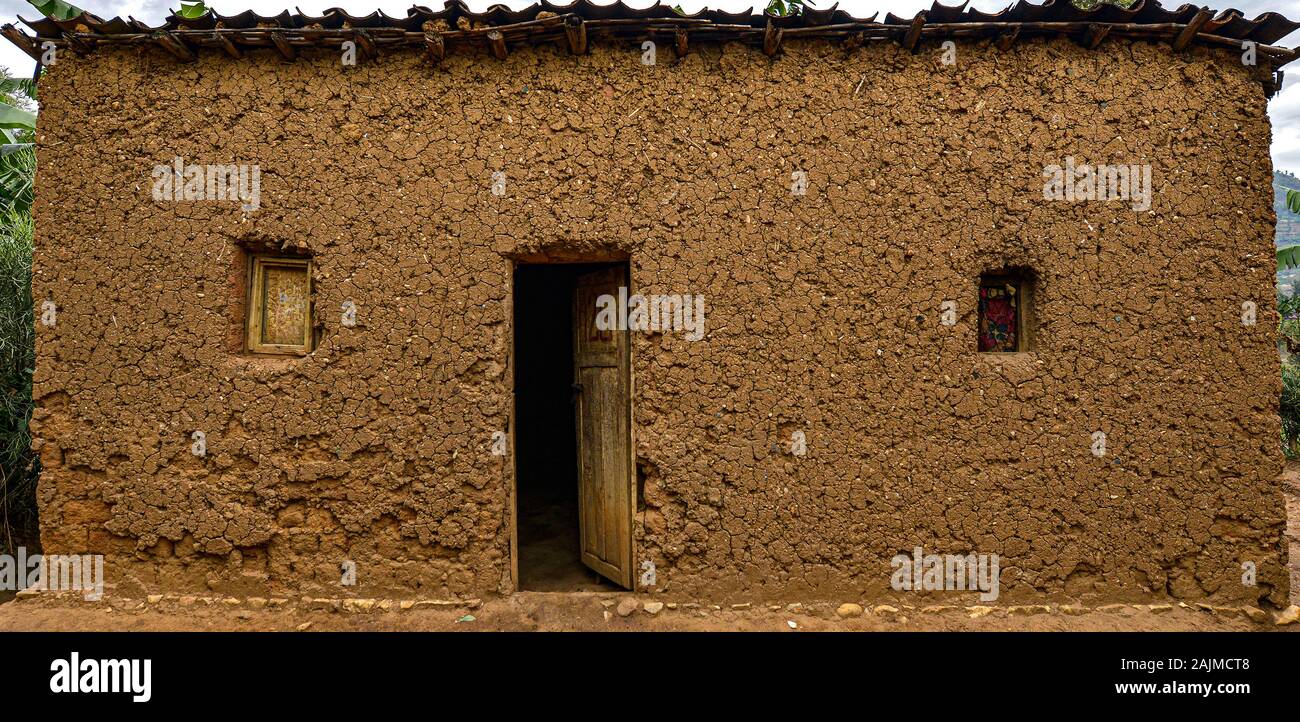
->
[994, 25, 1020, 51]
[1172, 9, 1213, 52]
[63, 32, 92, 54]
[903, 11, 926, 53]
[424, 31, 445, 64]
[153, 30, 195, 61]
[565, 15, 586, 55]
[0, 23, 40, 62]
[487, 29, 506, 60]
[212, 31, 241, 58]
[270, 30, 296, 60]
[763, 20, 782, 57]
[1083, 23, 1110, 49]
[353, 28, 377, 59]
[4, 15, 1297, 74]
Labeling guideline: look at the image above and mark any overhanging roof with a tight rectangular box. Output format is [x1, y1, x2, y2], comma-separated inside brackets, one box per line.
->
[3, 0, 1296, 93]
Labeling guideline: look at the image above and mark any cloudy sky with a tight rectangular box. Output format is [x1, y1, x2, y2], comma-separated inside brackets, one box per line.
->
[2, 0, 1300, 168]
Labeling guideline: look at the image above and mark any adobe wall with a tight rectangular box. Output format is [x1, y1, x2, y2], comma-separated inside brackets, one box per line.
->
[30, 35, 1288, 605]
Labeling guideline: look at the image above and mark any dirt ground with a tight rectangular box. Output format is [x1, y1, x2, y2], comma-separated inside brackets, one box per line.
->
[0, 591, 1294, 631]
[3, 465, 1298, 633]
[516, 496, 619, 594]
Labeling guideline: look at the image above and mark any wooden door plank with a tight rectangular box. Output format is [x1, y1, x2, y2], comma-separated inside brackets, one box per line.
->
[573, 265, 633, 588]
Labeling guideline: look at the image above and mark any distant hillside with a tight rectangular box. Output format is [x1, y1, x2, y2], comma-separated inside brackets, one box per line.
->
[1277, 170, 1300, 247]
[1277, 171, 1300, 291]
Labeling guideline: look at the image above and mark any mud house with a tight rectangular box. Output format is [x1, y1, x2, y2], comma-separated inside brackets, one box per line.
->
[7, 0, 1297, 606]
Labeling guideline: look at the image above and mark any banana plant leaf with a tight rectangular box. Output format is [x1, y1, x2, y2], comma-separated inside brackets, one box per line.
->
[1279, 245, 1300, 272]
[28, 0, 83, 21]
[177, 2, 208, 19]
[0, 76, 37, 102]
[0, 102, 35, 131]
[0, 139, 34, 214]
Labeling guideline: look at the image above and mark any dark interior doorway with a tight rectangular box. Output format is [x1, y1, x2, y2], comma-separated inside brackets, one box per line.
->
[514, 263, 620, 592]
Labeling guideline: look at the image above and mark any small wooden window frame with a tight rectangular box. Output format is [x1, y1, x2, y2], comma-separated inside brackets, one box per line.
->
[978, 272, 1033, 354]
[246, 256, 313, 355]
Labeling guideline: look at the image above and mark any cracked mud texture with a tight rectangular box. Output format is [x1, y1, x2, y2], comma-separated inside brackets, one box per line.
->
[28, 35, 1288, 606]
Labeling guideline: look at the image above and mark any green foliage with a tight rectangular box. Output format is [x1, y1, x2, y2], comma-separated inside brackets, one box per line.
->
[0, 67, 36, 554]
[765, 0, 808, 17]
[1281, 290, 1300, 351]
[0, 208, 35, 554]
[0, 76, 37, 105]
[0, 74, 38, 142]
[1280, 187, 1300, 271]
[1288, 187, 1300, 215]
[1279, 244, 1300, 272]
[1279, 288, 1300, 321]
[0, 103, 35, 131]
[0, 74, 36, 216]
[1274, 174, 1300, 288]
[1279, 290, 1300, 458]
[0, 145, 34, 217]
[177, 2, 208, 19]
[1283, 361, 1300, 458]
[26, 0, 82, 21]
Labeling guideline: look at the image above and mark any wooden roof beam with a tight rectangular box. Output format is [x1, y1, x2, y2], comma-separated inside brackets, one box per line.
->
[565, 15, 586, 55]
[675, 27, 688, 57]
[488, 30, 507, 60]
[424, 31, 445, 65]
[763, 21, 782, 57]
[994, 25, 1020, 51]
[353, 28, 377, 60]
[902, 11, 925, 54]
[63, 32, 92, 54]
[1082, 23, 1110, 49]
[153, 30, 195, 62]
[270, 31, 296, 60]
[0, 24, 40, 62]
[213, 31, 242, 59]
[1172, 8, 1213, 52]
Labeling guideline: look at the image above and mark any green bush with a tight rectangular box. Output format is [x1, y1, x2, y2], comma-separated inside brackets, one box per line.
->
[1282, 360, 1300, 458]
[0, 65, 37, 557]
[0, 208, 35, 555]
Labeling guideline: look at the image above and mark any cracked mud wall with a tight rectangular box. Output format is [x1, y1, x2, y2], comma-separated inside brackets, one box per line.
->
[29, 36, 1288, 605]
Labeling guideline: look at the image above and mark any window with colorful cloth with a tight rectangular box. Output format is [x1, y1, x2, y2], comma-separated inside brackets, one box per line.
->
[978, 276, 1023, 352]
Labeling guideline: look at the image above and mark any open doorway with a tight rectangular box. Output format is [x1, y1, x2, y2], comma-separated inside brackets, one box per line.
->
[513, 262, 632, 591]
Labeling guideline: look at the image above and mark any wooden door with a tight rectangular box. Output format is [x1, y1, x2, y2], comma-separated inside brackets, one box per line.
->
[573, 266, 633, 587]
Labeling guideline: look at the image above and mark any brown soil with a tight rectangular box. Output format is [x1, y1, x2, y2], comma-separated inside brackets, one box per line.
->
[517, 497, 618, 593]
[0, 592, 1291, 632]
